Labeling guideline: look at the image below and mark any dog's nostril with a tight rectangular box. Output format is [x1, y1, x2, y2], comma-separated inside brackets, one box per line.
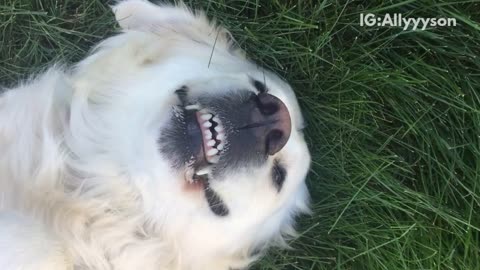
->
[260, 102, 279, 116]
[256, 93, 280, 116]
[265, 129, 284, 155]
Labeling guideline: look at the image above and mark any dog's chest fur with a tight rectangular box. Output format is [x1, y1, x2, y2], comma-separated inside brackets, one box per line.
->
[0, 73, 152, 270]
[0, 72, 237, 270]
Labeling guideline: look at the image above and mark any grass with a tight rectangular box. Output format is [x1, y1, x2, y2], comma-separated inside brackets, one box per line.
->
[1, 0, 480, 269]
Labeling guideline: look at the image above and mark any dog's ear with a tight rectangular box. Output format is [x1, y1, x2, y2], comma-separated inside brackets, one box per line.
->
[112, 0, 197, 31]
[111, 0, 244, 57]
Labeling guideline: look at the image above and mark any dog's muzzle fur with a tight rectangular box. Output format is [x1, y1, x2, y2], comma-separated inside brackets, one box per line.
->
[161, 87, 293, 216]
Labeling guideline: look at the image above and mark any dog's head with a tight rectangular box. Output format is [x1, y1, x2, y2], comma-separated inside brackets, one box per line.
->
[69, 0, 310, 268]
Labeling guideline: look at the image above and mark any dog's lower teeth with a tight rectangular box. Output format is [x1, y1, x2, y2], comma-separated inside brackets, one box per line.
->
[196, 167, 211, 175]
[207, 140, 215, 146]
[185, 104, 200, 110]
[203, 121, 212, 128]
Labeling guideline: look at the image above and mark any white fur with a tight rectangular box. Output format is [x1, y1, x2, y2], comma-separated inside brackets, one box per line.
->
[0, 1, 311, 269]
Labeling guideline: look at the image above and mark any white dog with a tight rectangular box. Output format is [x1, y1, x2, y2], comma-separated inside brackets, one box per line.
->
[0, 1, 311, 269]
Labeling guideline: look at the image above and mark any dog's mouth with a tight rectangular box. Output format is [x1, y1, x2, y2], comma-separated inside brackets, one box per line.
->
[163, 100, 230, 217]
[159, 86, 292, 217]
[183, 104, 226, 186]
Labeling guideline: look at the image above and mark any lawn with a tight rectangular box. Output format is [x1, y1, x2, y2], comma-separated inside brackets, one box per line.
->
[1, 0, 480, 269]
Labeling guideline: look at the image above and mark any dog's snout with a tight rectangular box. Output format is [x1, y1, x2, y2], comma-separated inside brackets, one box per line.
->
[253, 93, 292, 155]
[199, 90, 293, 168]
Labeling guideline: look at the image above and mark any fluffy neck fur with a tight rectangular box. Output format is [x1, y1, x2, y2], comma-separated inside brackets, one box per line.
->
[0, 69, 260, 270]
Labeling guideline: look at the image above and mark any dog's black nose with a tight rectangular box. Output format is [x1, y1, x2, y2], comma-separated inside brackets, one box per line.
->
[251, 93, 292, 155]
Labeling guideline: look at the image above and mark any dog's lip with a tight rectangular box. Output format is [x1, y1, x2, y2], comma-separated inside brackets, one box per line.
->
[183, 166, 208, 190]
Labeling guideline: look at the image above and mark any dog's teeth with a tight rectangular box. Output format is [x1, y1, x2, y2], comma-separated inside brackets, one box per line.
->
[217, 143, 224, 150]
[215, 125, 224, 132]
[203, 121, 212, 128]
[212, 116, 220, 123]
[207, 148, 219, 156]
[185, 104, 200, 110]
[196, 167, 211, 175]
[205, 130, 212, 139]
[199, 109, 209, 114]
[201, 113, 213, 120]
[217, 133, 225, 140]
[207, 140, 216, 146]
[208, 156, 220, 163]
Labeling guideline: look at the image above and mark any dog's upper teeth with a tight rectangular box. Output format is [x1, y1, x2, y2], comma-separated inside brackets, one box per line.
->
[208, 155, 219, 164]
[185, 104, 201, 110]
[196, 167, 211, 175]
[217, 133, 225, 140]
[212, 116, 220, 123]
[205, 130, 212, 139]
[203, 121, 212, 128]
[207, 148, 219, 156]
[207, 140, 216, 146]
[214, 125, 224, 132]
[217, 143, 224, 150]
[201, 113, 213, 120]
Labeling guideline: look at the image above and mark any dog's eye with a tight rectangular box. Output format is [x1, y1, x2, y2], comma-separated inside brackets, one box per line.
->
[272, 160, 286, 192]
[252, 79, 268, 93]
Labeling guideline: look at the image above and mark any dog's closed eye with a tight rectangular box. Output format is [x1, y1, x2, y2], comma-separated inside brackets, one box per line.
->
[272, 160, 286, 192]
[252, 79, 268, 94]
